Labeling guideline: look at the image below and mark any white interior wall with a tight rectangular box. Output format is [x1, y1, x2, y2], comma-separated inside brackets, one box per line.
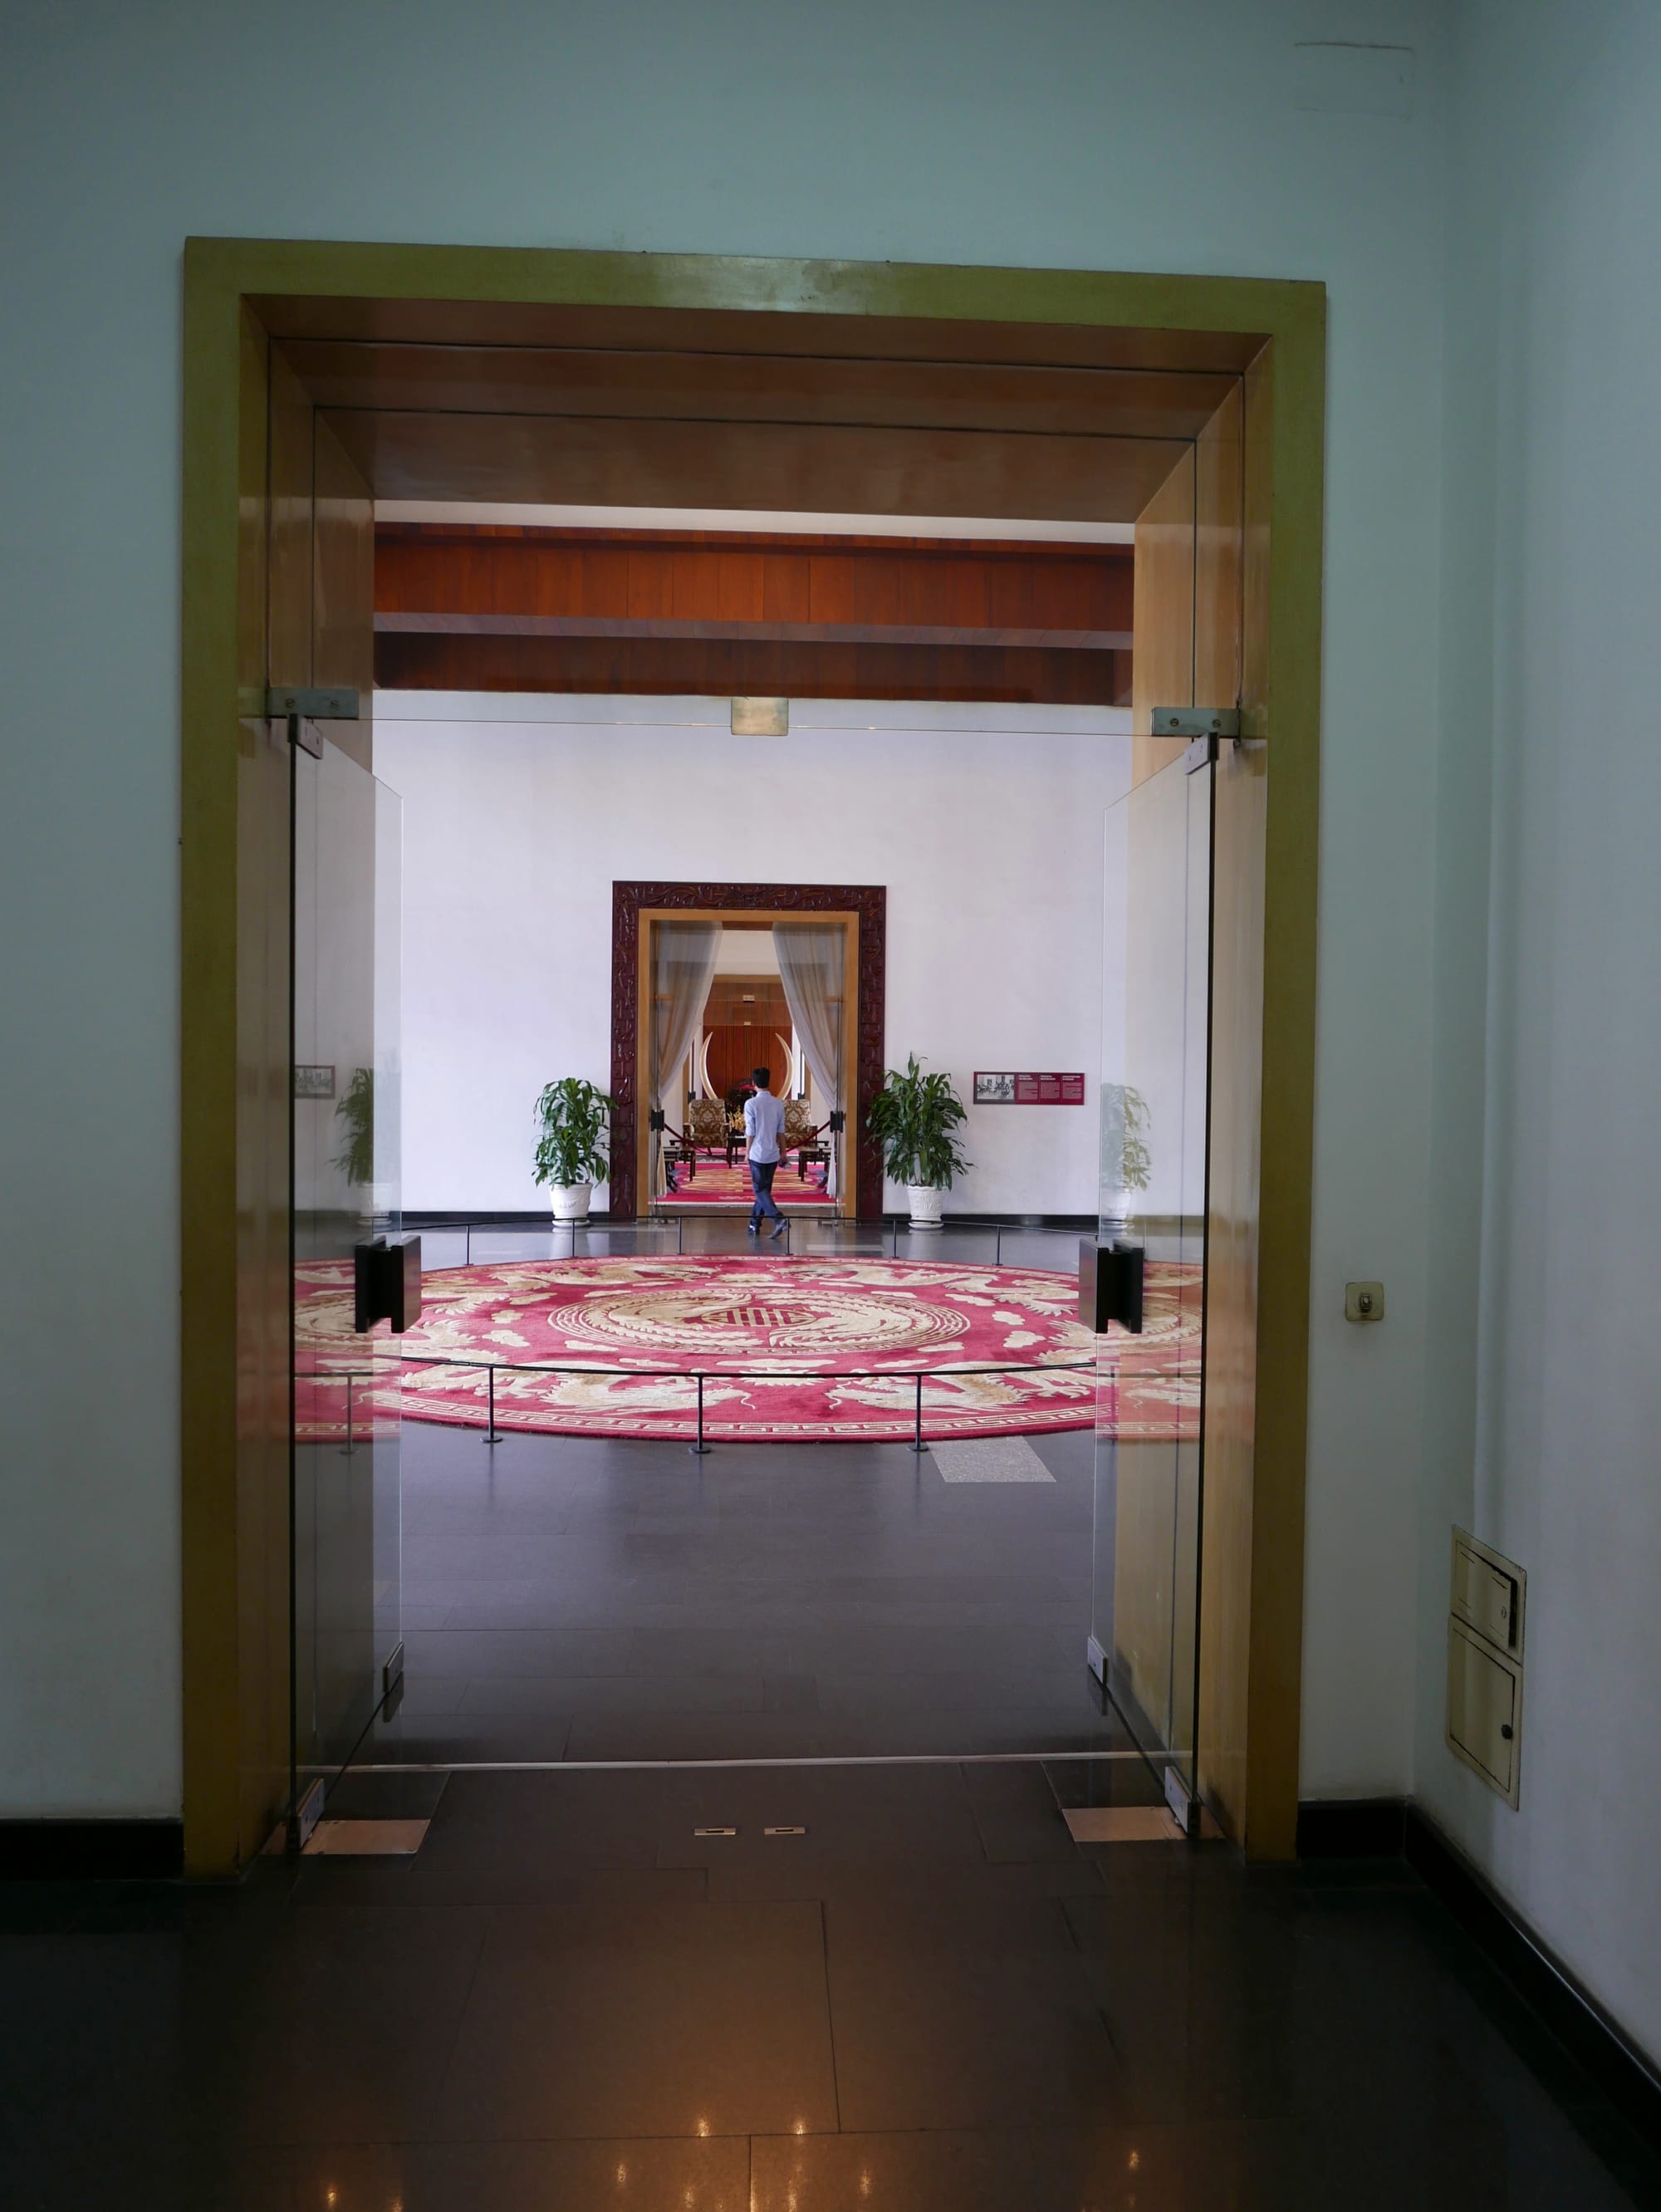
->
[375, 698, 1128, 1219]
[1419, 0, 1661, 2063]
[0, 0, 1448, 1824]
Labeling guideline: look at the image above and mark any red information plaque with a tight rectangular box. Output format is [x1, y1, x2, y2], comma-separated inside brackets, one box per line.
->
[973, 1072, 1086, 1106]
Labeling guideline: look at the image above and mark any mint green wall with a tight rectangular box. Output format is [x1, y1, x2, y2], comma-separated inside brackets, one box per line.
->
[1420, 0, 1661, 2065]
[0, 2, 1446, 1822]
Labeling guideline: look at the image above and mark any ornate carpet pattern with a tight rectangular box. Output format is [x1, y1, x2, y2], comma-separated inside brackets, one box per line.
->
[661, 1160, 832, 1209]
[296, 1253, 1200, 1445]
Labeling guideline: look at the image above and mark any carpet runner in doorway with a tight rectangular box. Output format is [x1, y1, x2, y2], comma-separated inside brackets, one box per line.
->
[294, 1253, 1201, 1446]
[661, 1160, 832, 1209]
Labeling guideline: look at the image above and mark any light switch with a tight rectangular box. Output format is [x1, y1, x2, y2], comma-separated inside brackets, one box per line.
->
[1345, 1280, 1384, 1322]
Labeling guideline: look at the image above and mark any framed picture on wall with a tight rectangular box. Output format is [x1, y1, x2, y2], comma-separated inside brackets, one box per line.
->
[974, 1071, 1086, 1105]
[293, 1064, 336, 1099]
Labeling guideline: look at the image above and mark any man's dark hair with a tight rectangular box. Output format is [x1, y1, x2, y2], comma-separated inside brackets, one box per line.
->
[752, 1067, 772, 1089]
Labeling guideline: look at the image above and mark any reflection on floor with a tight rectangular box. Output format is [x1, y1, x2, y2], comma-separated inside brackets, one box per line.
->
[2, 1763, 1656, 2209]
[364, 1418, 1127, 1764]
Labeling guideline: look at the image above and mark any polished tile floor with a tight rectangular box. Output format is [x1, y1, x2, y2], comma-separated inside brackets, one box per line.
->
[366, 1407, 1129, 1767]
[2, 1763, 1659, 2209]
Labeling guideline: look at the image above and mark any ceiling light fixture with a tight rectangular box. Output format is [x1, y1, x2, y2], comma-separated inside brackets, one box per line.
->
[731, 696, 789, 737]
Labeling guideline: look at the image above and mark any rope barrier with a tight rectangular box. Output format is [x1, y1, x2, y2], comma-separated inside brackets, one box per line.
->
[307, 1215, 1099, 1453]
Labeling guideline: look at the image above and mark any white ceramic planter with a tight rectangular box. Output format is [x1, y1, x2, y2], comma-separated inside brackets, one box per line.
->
[549, 1183, 591, 1224]
[906, 1183, 944, 1229]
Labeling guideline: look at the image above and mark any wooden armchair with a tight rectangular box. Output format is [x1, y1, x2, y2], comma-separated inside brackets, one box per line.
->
[687, 1097, 735, 1165]
[661, 1121, 697, 1190]
[664, 1097, 735, 1188]
[782, 1098, 831, 1183]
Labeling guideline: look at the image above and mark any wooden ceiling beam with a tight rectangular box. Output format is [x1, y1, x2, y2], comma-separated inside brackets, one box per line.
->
[375, 522, 1134, 636]
[374, 630, 1130, 707]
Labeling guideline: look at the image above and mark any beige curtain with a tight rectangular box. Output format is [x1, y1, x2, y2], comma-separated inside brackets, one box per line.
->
[772, 923, 845, 1197]
[650, 921, 721, 1197]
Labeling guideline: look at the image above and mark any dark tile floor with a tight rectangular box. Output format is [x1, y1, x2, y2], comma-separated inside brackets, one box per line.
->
[365, 1410, 1133, 1766]
[3, 1763, 1659, 2210]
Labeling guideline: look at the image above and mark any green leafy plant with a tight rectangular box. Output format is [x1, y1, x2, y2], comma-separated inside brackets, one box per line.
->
[333, 1067, 375, 1186]
[866, 1053, 971, 1189]
[1100, 1081, 1151, 1194]
[533, 1077, 615, 1188]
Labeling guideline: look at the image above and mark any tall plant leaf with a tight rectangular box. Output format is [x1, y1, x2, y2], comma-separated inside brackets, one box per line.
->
[532, 1077, 616, 1188]
[865, 1053, 971, 1189]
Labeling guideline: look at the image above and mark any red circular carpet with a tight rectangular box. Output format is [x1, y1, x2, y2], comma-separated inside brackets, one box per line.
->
[296, 1253, 1199, 1445]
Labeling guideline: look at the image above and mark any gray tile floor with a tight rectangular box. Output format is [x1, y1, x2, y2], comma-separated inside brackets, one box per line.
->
[2, 1763, 1657, 2209]
[366, 1412, 1133, 1766]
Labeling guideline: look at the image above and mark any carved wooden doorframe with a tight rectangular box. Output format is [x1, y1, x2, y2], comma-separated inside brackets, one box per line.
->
[610, 880, 886, 1219]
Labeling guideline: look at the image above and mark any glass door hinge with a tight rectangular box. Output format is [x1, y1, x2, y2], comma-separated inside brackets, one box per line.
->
[1150, 707, 1241, 741]
[266, 686, 360, 758]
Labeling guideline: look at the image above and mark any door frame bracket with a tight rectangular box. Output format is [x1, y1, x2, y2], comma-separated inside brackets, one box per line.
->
[266, 685, 360, 758]
[1150, 705, 1241, 742]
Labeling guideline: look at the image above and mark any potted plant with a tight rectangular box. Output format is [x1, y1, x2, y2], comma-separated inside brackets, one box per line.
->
[1099, 1080, 1151, 1233]
[866, 1052, 971, 1229]
[532, 1077, 615, 1223]
[333, 1066, 375, 1189]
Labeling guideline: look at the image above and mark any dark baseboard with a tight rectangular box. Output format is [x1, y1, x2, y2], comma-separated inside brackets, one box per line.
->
[0, 1818, 184, 1881]
[1296, 1796, 1408, 1857]
[1297, 1797, 1661, 2151]
[1403, 1806, 1661, 2151]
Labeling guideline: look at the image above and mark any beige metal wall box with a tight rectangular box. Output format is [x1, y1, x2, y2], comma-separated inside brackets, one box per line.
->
[1451, 1528, 1526, 1657]
[1447, 1619, 1523, 1807]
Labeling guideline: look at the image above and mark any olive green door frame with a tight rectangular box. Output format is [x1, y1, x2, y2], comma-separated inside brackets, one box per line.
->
[182, 238, 1324, 1875]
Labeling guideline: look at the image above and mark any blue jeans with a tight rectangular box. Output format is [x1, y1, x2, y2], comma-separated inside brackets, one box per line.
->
[748, 1158, 784, 1227]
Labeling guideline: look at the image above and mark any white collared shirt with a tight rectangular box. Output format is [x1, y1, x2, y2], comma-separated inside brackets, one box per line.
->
[744, 1089, 786, 1164]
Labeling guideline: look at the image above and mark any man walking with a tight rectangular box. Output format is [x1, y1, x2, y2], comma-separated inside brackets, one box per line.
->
[744, 1065, 788, 1240]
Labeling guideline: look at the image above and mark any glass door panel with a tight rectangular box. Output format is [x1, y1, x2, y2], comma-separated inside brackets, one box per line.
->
[292, 733, 403, 1814]
[1090, 746, 1213, 1810]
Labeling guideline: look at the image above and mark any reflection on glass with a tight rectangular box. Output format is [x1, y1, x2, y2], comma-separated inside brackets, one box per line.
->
[1090, 752, 1212, 1801]
[292, 740, 403, 1807]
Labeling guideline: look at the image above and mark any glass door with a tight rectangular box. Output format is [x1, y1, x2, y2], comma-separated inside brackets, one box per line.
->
[292, 733, 404, 1823]
[1090, 743, 1213, 1820]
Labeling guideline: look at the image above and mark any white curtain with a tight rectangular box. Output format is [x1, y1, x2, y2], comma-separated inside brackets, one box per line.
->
[773, 923, 845, 1197]
[650, 921, 721, 1197]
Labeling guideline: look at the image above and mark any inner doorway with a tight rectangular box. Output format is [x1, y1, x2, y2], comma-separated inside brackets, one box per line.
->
[632, 901, 867, 1221]
[647, 916, 848, 1219]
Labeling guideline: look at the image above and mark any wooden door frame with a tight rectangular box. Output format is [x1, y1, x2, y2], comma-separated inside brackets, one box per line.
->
[183, 239, 1324, 1873]
[610, 884, 884, 1219]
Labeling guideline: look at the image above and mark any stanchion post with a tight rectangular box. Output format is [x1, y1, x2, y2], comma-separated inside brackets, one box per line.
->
[485, 1364, 504, 1445]
[341, 1371, 355, 1458]
[910, 1371, 926, 1454]
[688, 1372, 712, 1456]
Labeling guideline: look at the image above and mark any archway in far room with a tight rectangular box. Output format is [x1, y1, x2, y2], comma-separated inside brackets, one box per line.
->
[609, 879, 886, 1220]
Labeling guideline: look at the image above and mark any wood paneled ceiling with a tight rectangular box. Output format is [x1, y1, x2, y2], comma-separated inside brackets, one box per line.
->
[275, 292, 1223, 704]
[277, 302, 1233, 522]
[327, 409, 1188, 522]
